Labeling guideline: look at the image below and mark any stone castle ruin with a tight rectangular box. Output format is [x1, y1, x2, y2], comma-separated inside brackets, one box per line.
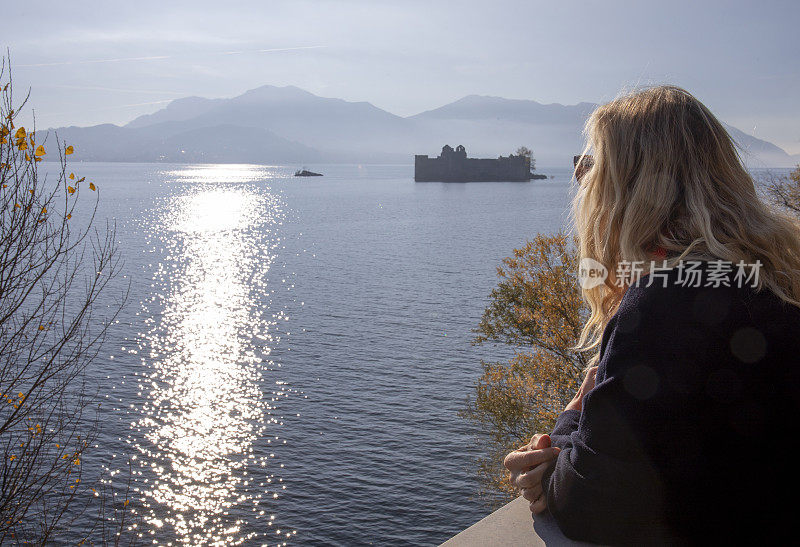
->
[414, 144, 532, 182]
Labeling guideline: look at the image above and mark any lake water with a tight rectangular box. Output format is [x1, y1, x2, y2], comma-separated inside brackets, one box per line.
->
[69, 162, 574, 545]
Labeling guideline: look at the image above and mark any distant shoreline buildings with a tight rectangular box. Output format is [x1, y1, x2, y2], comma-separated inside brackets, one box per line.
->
[414, 145, 536, 182]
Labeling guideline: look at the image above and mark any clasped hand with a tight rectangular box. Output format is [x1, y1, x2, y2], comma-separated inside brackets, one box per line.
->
[503, 366, 598, 514]
[503, 433, 559, 514]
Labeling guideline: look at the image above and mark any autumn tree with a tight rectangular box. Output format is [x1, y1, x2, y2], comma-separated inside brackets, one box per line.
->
[765, 164, 800, 215]
[514, 146, 535, 172]
[0, 58, 132, 544]
[461, 232, 590, 506]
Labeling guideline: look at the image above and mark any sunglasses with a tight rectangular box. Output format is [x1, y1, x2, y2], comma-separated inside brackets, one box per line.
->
[573, 154, 594, 182]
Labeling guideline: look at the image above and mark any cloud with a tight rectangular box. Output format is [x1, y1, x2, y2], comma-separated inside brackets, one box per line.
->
[17, 55, 172, 68]
[16, 46, 328, 69]
[43, 84, 193, 96]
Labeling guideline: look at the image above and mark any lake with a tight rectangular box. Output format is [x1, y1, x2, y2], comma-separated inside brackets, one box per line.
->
[67, 162, 575, 545]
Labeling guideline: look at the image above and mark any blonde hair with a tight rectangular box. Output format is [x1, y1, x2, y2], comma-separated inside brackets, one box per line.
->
[571, 85, 800, 361]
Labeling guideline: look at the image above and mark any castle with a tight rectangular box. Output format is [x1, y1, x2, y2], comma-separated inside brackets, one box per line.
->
[414, 144, 531, 182]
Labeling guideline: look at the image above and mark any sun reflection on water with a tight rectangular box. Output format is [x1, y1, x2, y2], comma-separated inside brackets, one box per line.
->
[163, 164, 291, 185]
[130, 166, 291, 545]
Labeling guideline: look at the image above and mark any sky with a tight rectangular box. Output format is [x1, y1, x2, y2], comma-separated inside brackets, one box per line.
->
[4, 0, 799, 153]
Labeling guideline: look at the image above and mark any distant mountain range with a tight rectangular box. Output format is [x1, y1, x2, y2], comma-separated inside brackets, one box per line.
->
[49, 85, 800, 168]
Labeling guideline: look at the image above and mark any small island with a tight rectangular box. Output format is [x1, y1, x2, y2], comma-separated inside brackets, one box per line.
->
[414, 145, 545, 182]
[295, 168, 323, 177]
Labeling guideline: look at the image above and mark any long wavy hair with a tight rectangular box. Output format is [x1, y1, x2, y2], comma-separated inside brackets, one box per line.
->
[571, 85, 800, 359]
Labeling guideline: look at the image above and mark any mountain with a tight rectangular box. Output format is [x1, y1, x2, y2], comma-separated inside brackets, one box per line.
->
[46, 86, 798, 168]
[125, 96, 224, 128]
[723, 124, 798, 168]
[409, 95, 597, 166]
[126, 85, 416, 160]
[411, 95, 798, 168]
[411, 94, 596, 124]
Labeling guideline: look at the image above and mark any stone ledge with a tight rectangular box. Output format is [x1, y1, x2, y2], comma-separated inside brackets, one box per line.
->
[441, 496, 595, 546]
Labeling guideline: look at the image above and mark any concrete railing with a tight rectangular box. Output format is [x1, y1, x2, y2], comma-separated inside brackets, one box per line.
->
[442, 496, 594, 546]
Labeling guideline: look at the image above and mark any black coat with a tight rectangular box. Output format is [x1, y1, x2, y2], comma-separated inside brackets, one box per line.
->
[543, 260, 800, 545]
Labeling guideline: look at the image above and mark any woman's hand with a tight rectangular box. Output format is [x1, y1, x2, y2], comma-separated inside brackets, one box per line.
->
[565, 366, 598, 412]
[503, 368, 597, 514]
[504, 433, 561, 514]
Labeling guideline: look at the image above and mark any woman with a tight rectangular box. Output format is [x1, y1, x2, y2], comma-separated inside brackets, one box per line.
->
[504, 86, 800, 544]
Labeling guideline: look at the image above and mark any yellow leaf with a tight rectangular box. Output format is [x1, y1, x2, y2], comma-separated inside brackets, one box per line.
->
[14, 127, 25, 140]
[25, 153, 30, 161]
[41, 207, 47, 214]
[67, 213, 72, 220]
[69, 173, 75, 179]
[34, 145, 45, 156]
[34, 157, 42, 162]
[67, 186, 76, 194]
[89, 182, 96, 191]
[65, 145, 74, 155]
[38, 325, 44, 331]
[18, 141, 28, 151]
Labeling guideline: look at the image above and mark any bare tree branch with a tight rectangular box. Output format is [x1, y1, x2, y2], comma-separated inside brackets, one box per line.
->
[0, 55, 135, 545]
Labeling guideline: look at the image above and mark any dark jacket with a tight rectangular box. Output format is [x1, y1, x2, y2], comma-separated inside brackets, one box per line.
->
[543, 261, 800, 545]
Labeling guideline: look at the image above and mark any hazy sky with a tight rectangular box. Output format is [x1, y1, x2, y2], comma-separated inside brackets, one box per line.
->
[4, 0, 799, 153]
